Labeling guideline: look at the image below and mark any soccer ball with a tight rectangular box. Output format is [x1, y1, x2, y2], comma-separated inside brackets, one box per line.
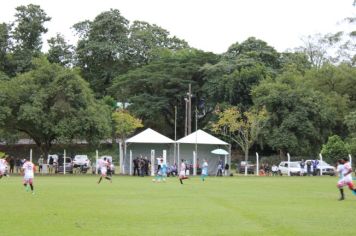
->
[152, 179, 156, 182]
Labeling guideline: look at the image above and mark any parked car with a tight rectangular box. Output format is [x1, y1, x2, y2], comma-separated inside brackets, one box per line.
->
[55, 157, 73, 174]
[304, 160, 335, 176]
[278, 161, 303, 176]
[238, 161, 255, 174]
[73, 155, 90, 168]
[92, 156, 115, 175]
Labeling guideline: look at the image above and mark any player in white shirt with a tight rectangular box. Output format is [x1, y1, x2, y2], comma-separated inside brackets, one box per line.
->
[337, 157, 356, 200]
[0, 158, 9, 179]
[21, 158, 35, 194]
[179, 159, 189, 184]
[201, 159, 208, 182]
[97, 157, 112, 184]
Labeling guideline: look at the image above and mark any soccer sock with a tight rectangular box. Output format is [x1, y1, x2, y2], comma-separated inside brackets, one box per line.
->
[30, 184, 34, 191]
[98, 177, 102, 183]
[340, 188, 344, 199]
[179, 178, 183, 184]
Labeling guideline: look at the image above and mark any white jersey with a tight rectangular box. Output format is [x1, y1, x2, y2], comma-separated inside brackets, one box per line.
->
[0, 159, 7, 173]
[338, 163, 352, 182]
[99, 159, 108, 173]
[179, 162, 186, 177]
[22, 161, 35, 179]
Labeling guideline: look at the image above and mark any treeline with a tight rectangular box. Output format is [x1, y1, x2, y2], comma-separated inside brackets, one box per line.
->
[1, 4, 356, 161]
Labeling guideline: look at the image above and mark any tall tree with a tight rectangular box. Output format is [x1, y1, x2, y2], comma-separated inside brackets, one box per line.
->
[211, 106, 268, 175]
[11, 4, 51, 73]
[110, 49, 218, 137]
[46, 33, 73, 67]
[112, 109, 143, 173]
[73, 9, 130, 96]
[0, 57, 112, 157]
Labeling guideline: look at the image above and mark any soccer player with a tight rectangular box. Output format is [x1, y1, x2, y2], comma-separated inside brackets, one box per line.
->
[97, 157, 112, 184]
[22, 158, 35, 194]
[0, 157, 9, 179]
[337, 157, 356, 201]
[201, 159, 208, 181]
[179, 159, 188, 184]
[155, 159, 167, 182]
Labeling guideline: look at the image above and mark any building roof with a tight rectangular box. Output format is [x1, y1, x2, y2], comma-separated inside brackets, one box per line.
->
[126, 128, 175, 144]
[176, 130, 228, 145]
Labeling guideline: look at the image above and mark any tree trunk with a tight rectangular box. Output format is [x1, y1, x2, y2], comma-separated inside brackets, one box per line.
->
[244, 145, 249, 176]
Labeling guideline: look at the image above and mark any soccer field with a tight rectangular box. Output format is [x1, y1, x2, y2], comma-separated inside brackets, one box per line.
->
[0, 175, 355, 236]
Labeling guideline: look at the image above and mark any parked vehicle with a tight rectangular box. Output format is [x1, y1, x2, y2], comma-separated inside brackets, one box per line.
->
[73, 155, 90, 168]
[238, 161, 255, 174]
[304, 160, 335, 176]
[92, 156, 115, 175]
[55, 157, 73, 174]
[278, 161, 303, 176]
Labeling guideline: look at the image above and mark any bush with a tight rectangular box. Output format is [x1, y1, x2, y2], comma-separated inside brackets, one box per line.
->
[321, 135, 349, 164]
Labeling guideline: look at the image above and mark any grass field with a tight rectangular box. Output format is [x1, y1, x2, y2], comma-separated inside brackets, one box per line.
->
[0, 175, 355, 236]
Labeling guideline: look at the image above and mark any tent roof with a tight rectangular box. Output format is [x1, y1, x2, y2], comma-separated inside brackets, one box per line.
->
[176, 129, 228, 145]
[126, 128, 175, 144]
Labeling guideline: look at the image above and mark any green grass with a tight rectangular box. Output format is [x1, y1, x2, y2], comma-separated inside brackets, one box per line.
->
[0, 175, 355, 236]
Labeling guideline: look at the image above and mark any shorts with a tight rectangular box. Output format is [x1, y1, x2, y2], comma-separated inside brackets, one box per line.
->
[337, 176, 354, 189]
[23, 177, 33, 184]
[101, 169, 107, 177]
[179, 170, 185, 178]
[0, 168, 5, 175]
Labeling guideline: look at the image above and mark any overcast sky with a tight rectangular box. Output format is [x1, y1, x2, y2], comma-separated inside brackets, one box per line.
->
[0, 0, 354, 53]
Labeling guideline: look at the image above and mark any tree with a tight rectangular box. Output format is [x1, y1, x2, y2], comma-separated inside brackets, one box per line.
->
[0, 57, 112, 157]
[252, 71, 338, 156]
[11, 4, 51, 73]
[73, 9, 130, 96]
[46, 33, 73, 67]
[110, 48, 218, 137]
[0, 23, 11, 74]
[112, 109, 143, 173]
[211, 106, 268, 175]
[321, 135, 349, 164]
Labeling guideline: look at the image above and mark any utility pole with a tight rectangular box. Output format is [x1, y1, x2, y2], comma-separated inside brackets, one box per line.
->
[188, 84, 192, 134]
[184, 98, 188, 136]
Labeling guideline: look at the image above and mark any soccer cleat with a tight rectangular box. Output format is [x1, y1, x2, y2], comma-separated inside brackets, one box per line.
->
[338, 196, 345, 201]
[353, 189, 356, 196]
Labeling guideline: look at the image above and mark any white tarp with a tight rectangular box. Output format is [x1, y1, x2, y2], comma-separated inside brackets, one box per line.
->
[126, 128, 175, 143]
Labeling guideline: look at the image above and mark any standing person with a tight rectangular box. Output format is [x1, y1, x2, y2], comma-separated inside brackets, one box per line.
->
[337, 157, 356, 201]
[179, 159, 189, 184]
[48, 156, 54, 174]
[201, 159, 208, 181]
[299, 159, 305, 176]
[312, 159, 319, 176]
[97, 157, 112, 184]
[306, 161, 312, 176]
[133, 157, 139, 176]
[216, 159, 223, 176]
[15, 158, 22, 174]
[38, 155, 44, 174]
[21, 158, 35, 194]
[9, 156, 15, 174]
[224, 162, 229, 176]
[271, 164, 278, 176]
[0, 157, 9, 179]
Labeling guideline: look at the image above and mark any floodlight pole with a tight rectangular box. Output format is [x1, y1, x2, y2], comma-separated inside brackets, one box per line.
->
[188, 84, 192, 135]
[319, 153, 323, 176]
[63, 149, 66, 175]
[287, 153, 291, 176]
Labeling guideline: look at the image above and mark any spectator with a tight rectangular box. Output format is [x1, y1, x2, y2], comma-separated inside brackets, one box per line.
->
[224, 163, 229, 176]
[216, 159, 223, 176]
[9, 156, 15, 174]
[15, 157, 22, 173]
[271, 164, 278, 176]
[48, 156, 54, 174]
[133, 157, 140, 176]
[300, 159, 305, 176]
[38, 155, 44, 174]
[306, 161, 312, 176]
[312, 159, 319, 176]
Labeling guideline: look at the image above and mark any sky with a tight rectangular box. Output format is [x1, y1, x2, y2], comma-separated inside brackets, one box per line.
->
[0, 0, 354, 54]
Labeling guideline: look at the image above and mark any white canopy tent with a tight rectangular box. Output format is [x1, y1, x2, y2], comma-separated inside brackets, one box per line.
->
[176, 129, 230, 176]
[123, 128, 175, 175]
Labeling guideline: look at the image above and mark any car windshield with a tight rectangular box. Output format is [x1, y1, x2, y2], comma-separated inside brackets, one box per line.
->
[75, 156, 87, 160]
